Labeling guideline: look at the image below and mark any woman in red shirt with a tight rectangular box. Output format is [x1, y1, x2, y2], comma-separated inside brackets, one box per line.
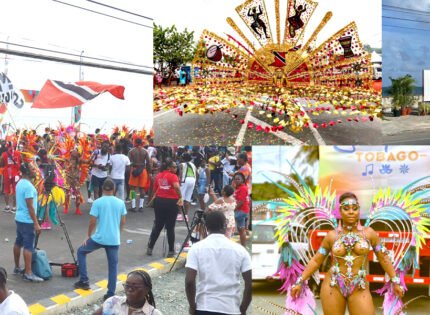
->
[147, 159, 183, 257]
[233, 172, 249, 247]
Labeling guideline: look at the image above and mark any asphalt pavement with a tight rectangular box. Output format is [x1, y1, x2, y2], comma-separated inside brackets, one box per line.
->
[382, 115, 430, 145]
[252, 279, 430, 314]
[0, 195, 195, 306]
[154, 102, 382, 146]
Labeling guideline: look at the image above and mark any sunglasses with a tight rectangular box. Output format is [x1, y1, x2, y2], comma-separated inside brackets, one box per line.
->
[123, 283, 145, 291]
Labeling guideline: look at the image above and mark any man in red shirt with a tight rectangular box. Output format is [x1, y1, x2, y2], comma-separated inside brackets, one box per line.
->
[1, 143, 21, 213]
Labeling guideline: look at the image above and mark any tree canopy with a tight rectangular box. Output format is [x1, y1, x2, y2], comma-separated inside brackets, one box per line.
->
[153, 24, 196, 79]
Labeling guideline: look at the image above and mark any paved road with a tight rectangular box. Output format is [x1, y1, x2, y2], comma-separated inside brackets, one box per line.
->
[0, 195, 197, 305]
[154, 104, 382, 146]
[381, 115, 430, 145]
[252, 279, 430, 314]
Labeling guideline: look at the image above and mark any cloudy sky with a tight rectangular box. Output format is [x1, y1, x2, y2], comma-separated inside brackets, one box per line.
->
[0, 0, 153, 133]
[383, 0, 430, 87]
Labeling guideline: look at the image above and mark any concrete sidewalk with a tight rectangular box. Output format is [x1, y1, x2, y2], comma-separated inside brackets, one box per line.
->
[382, 115, 430, 135]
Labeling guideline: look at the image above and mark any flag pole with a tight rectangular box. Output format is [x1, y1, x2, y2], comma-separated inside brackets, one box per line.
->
[72, 50, 84, 125]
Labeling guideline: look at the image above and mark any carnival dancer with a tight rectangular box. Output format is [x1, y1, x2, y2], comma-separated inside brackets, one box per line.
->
[128, 138, 151, 212]
[1, 142, 22, 213]
[263, 170, 430, 315]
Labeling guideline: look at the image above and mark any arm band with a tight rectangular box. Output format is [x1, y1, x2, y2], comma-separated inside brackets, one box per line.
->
[374, 243, 388, 254]
[318, 247, 328, 256]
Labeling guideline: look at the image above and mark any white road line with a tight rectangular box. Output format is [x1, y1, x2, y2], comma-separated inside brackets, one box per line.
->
[154, 107, 176, 119]
[235, 109, 251, 146]
[295, 98, 326, 145]
[247, 115, 304, 145]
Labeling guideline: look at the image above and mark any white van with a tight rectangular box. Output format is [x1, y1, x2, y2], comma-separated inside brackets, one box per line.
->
[252, 221, 280, 280]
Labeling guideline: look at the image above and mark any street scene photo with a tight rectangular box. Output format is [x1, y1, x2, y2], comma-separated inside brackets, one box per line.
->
[152, 0, 382, 145]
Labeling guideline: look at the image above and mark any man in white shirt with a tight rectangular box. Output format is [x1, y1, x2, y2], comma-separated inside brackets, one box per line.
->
[185, 211, 252, 315]
[90, 141, 111, 200]
[110, 144, 131, 201]
[0, 267, 30, 315]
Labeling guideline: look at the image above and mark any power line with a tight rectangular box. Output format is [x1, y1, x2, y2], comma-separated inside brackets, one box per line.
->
[382, 16, 430, 24]
[52, 0, 153, 29]
[382, 4, 430, 15]
[383, 24, 430, 32]
[0, 48, 152, 75]
[0, 41, 152, 69]
[86, 0, 153, 21]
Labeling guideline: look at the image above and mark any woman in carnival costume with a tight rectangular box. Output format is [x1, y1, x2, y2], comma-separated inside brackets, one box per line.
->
[263, 170, 430, 315]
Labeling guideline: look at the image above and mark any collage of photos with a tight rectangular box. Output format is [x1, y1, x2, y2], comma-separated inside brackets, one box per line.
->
[0, 0, 429, 315]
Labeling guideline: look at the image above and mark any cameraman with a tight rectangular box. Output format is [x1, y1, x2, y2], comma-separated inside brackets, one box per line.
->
[90, 141, 111, 200]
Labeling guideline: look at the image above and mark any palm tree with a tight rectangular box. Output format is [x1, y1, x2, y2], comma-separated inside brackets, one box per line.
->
[387, 75, 416, 115]
[294, 146, 319, 176]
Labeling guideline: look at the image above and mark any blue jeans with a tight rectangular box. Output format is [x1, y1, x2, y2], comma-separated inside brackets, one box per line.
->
[112, 178, 125, 201]
[77, 238, 119, 296]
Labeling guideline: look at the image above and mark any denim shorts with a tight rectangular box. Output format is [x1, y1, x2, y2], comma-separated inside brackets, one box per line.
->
[235, 210, 248, 229]
[91, 175, 107, 190]
[15, 221, 35, 251]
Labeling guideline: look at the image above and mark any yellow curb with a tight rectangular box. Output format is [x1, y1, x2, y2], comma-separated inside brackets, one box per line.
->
[179, 252, 188, 258]
[95, 280, 108, 288]
[51, 294, 71, 305]
[132, 267, 149, 272]
[74, 288, 94, 296]
[28, 303, 46, 315]
[117, 273, 127, 281]
[149, 262, 165, 269]
[164, 258, 175, 263]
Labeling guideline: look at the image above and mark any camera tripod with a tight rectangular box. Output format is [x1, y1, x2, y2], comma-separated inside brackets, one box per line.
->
[169, 208, 207, 272]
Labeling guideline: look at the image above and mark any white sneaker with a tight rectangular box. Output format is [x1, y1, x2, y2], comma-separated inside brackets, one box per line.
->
[87, 198, 94, 203]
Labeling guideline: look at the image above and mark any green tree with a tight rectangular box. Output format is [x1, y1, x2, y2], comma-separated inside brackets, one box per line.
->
[153, 24, 196, 84]
[294, 146, 319, 176]
[387, 74, 416, 110]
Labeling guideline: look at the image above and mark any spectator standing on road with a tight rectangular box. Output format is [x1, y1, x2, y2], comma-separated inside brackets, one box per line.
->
[185, 211, 252, 315]
[222, 147, 237, 187]
[233, 172, 250, 247]
[1, 142, 22, 213]
[90, 140, 111, 200]
[74, 179, 127, 301]
[13, 163, 43, 282]
[93, 270, 163, 315]
[178, 153, 196, 222]
[197, 159, 210, 211]
[208, 150, 222, 194]
[208, 186, 236, 238]
[128, 138, 151, 212]
[147, 159, 183, 258]
[0, 267, 30, 314]
[110, 144, 130, 201]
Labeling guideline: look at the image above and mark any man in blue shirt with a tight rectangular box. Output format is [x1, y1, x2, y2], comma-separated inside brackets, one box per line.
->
[74, 178, 127, 300]
[13, 163, 43, 282]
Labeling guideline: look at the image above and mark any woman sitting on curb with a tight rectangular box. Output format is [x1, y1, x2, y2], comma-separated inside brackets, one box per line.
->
[93, 270, 163, 315]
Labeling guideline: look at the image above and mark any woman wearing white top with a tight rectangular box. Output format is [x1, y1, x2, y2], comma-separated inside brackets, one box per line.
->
[178, 153, 196, 222]
[208, 185, 236, 238]
[0, 267, 30, 315]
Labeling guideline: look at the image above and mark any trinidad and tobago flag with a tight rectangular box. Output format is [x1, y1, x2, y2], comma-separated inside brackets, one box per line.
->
[269, 51, 287, 67]
[32, 80, 125, 109]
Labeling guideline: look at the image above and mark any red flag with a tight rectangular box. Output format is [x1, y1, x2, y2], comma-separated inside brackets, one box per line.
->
[32, 80, 125, 109]
[269, 52, 286, 67]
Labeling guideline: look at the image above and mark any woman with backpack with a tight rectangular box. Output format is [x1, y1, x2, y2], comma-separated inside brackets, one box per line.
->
[177, 153, 196, 222]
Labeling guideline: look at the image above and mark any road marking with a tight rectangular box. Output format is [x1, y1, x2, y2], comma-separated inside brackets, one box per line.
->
[247, 115, 304, 145]
[95, 280, 108, 288]
[74, 288, 93, 296]
[149, 262, 165, 269]
[235, 109, 251, 145]
[117, 273, 127, 281]
[154, 107, 176, 119]
[295, 98, 326, 145]
[28, 303, 46, 314]
[51, 294, 71, 305]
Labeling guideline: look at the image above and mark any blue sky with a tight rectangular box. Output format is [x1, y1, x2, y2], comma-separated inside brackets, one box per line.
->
[383, 0, 430, 87]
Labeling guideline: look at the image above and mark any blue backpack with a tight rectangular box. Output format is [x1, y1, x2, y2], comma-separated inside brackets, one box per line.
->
[32, 248, 52, 280]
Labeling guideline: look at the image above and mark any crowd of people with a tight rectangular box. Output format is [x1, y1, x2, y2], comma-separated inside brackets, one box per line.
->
[0, 132, 253, 314]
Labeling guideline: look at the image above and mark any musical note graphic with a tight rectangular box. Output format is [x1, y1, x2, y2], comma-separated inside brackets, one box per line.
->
[362, 164, 374, 176]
